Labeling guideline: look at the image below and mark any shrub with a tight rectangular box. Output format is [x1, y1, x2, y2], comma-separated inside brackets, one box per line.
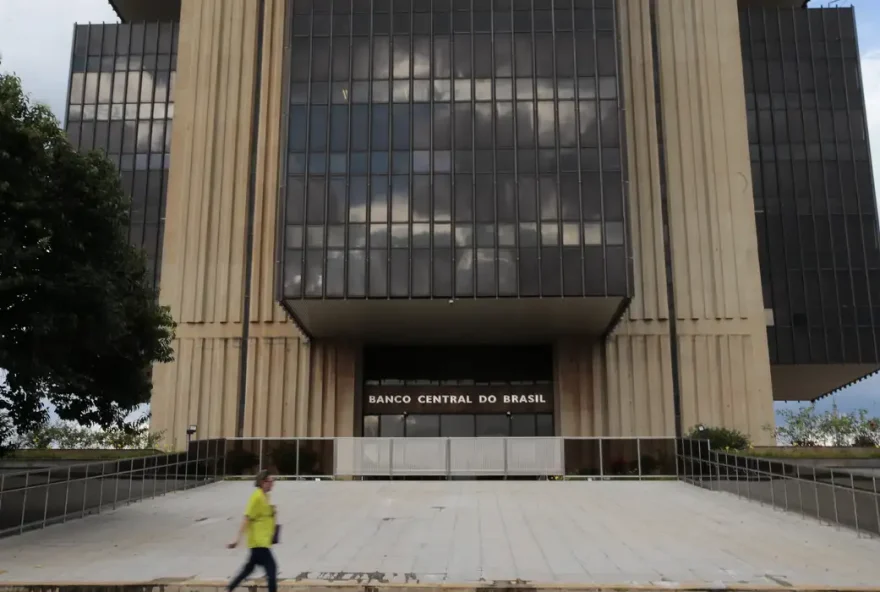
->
[852, 433, 877, 448]
[686, 425, 750, 451]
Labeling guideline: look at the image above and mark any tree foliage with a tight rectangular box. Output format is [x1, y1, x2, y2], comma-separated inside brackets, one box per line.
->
[16, 416, 163, 451]
[0, 66, 175, 433]
[686, 425, 751, 451]
[766, 403, 880, 447]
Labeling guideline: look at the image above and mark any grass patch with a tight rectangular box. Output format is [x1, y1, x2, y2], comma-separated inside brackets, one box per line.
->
[744, 447, 880, 459]
[6, 449, 161, 461]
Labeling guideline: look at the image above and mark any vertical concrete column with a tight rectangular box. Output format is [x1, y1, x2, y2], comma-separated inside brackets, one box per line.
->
[151, 0, 360, 448]
[556, 0, 774, 443]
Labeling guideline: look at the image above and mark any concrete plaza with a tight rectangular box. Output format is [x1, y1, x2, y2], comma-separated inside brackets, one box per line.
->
[0, 480, 879, 587]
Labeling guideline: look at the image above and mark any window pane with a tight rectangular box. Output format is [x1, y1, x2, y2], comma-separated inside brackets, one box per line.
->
[391, 249, 409, 296]
[511, 415, 536, 437]
[515, 34, 532, 76]
[536, 414, 554, 436]
[364, 415, 379, 437]
[441, 415, 474, 437]
[329, 105, 348, 152]
[393, 36, 411, 79]
[373, 37, 390, 78]
[476, 414, 509, 437]
[370, 249, 388, 296]
[348, 249, 366, 296]
[326, 250, 344, 297]
[406, 415, 440, 437]
[393, 104, 410, 149]
[380, 414, 404, 437]
[413, 249, 431, 296]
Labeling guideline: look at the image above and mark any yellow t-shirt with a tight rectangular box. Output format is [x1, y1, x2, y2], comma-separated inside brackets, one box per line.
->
[244, 488, 275, 549]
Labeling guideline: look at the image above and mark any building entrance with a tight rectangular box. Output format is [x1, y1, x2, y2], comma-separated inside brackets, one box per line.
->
[361, 345, 554, 438]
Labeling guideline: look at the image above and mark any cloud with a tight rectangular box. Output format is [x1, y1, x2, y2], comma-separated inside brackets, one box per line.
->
[0, 0, 118, 121]
[863, 49, 880, 197]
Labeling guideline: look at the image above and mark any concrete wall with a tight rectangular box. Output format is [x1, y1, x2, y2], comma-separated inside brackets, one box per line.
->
[557, 0, 775, 442]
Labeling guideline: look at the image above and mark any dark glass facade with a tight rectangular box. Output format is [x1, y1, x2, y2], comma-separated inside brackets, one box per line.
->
[281, 0, 630, 301]
[65, 23, 178, 288]
[741, 8, 880, 366]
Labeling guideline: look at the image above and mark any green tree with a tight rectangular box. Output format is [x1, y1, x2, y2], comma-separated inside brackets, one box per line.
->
[770, 404, 823, 446]
[0, 66, 175, 433]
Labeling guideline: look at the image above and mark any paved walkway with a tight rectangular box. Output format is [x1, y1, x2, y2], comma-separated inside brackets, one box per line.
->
[0, 481, 879, 587]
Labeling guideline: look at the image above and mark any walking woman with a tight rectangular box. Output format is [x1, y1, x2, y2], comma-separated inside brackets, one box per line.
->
[227, 470, 278, 592]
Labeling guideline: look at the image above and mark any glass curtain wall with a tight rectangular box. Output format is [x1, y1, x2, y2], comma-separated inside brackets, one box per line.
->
[282, 0, 629, 301]
[741, 8, 880, 365]
[66, 23, 177, 288]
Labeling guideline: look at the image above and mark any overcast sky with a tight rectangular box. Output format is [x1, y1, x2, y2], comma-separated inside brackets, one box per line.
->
[0, 0, 878, 419]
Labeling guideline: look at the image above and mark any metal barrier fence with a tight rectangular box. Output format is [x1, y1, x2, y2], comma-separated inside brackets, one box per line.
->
[677, 438, 880, 538]
[224, 437, 681, 479]
[0, 439, 225, 537]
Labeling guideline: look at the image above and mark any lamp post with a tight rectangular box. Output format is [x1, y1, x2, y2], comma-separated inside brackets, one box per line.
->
[186, 424, 197, 448]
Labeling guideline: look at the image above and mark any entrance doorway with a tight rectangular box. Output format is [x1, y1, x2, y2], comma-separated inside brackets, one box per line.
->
[361, 345, 555, 438]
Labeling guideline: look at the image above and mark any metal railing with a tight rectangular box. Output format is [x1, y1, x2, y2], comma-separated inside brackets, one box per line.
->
[0, 439, 225, 537]
[224, 436, 682, 479]
[677, 438, 880, 538]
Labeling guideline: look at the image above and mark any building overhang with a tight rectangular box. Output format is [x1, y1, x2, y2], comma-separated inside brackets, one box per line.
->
[771, 363, 880, 402]
[283, 298, 626, 344]
[108, 0, 180, 22]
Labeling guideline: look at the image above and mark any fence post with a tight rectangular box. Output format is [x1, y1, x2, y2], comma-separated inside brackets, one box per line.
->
[43, 469, 52, 527]
[636, 438, 642, 481]
[259, 439, 264, 473]
[768, 460, 776, 509]
[674, 439, 679, 478]
[128, 458, 135, 501]
[139, 457, 147, 501]
[195, 440, 201, 484]
[598, 439, 604, 480]
[223, 440, 229, 479]
[164, 452, 171, 495]
[796, 463, 804, 519]
[873, 475, 879, 538]
[851, 473, 860, 536]
[19, 472, 30, 533]
[698, 441, 704, 486]
[174, 449, 181, 493]
[152, 457, 159, 498]
[63, 467, 71, 523]
[82, 467, 89, 517]
[296, 439, 301, 480]
[503, 438, 509, 480]
[831, 470, 840, 527]
[446, 438, 451, 480]
[184, 441, 190, 489]
[113, 460, 120, 509]
[733, 453, 740, 497]
[745, 457, 752, 501]
[389, 438, 394, 480]
[97, 462, 107, 512]
[812, 465, 822, 525]
[782, 461, 789, 512]
[0, 473, 4, 517]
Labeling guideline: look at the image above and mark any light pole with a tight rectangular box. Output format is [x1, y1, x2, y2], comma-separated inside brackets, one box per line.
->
[186, 424, 197, 448]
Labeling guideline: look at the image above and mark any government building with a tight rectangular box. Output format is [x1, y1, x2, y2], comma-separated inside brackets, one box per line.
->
[66, 0, 880, 448]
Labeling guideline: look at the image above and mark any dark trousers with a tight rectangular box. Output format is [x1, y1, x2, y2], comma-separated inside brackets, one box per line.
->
[228, 547, 277, 592]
